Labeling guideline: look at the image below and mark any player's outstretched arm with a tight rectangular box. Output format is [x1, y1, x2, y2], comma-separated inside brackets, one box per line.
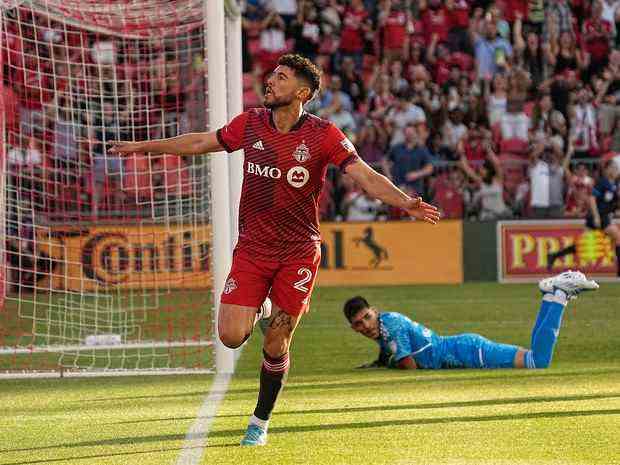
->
[344, 159, 441, 225]
[108, 131, 223, 156]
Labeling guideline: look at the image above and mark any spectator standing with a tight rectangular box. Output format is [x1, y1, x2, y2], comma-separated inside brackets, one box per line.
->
[379, 0, 411, 61]
[339, 0, 371, 69]
[257, 11, 288, 77]
[459, 142, 513, 220]
[570, 85, 599, 157]
[441, 107, 468, 159]
[529, 141, 573, 218]
[263, 0, 297, 28]
[342, 175, 383, 221]
[545, 26, 588, 76]
[420, 0, 451, 46]
[357, 122, 390, 171]
[386, 95, 426, 147]
[324, 94, 357, 135]
[486, 73, 508, 126]
[291, 2, 322, 61]
[339, 56, 366, 110]
[565, 162, 595, 218]
[388, 124, 434, 196]
[513, 12, 547, 90]
[320, 75, 353, 112]
[596, 51, 620, 141]
[542, 0, 574, 44]
[471, 12, 513, 80]
[582, 0, 614, 78]
[445, 0, 471, 53]
[531, 91, 567, 148]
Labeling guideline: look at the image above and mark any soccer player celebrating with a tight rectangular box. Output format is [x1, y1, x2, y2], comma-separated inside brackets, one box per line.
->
[110, 54, 440, 446]
[345, 271, 598, 370]
[548, 159, 620, 276]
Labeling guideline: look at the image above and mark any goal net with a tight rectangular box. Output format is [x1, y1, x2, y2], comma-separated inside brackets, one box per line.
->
[0, 0, 237, 376]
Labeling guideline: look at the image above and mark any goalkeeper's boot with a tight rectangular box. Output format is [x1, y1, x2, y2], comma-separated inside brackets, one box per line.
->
[256, 298, 272, 335]
[539, 270, 599, 298]
[240, 424, 267, 446]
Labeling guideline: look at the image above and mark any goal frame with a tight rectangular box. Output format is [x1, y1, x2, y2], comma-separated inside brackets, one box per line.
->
[0, 0, 242, 378]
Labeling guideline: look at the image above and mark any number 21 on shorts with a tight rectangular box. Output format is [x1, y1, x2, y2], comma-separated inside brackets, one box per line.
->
[293, 267, 312, 293]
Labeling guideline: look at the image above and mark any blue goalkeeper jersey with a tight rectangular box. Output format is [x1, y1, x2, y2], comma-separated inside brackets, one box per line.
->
[377, 312, 520, 369]
[377, 312, 442, 369]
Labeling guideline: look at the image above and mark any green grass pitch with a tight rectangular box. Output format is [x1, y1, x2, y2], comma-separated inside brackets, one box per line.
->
[1, 282, 619, 465]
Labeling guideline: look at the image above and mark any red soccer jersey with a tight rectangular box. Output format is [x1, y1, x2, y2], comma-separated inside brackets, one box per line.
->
[340, 8, 369, 53]
[217, 108, 360, 261]
[582, 19, 612, 61]
[383, 11, 408, 50]
[422, 7, 450, 43]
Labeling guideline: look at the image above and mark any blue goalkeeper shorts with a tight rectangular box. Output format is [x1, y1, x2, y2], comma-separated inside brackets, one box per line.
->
[438, 333, 520, 369]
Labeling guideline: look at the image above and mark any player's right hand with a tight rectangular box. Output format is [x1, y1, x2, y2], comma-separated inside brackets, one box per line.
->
[108, 141, 144, 155]
[594, 215, 602, 229]
[355, 359, 383, 369]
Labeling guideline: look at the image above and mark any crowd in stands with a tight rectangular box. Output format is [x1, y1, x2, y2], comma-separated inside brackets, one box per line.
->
[242, 0, 620, 221]
[2, 7, 201, 221]
[2, 1, 620, 223]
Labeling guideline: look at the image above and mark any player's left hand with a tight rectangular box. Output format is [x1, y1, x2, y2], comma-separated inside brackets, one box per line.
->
[402, 197, 441, 224]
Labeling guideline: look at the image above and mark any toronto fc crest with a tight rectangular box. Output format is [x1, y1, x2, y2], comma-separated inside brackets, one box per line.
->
[293, 141, 311, 163]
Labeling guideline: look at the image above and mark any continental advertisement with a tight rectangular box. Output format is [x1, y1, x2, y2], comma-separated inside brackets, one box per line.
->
[497, 220, 619, 283]
[37, 224, 211, 290]
[36, 221, 463, 290]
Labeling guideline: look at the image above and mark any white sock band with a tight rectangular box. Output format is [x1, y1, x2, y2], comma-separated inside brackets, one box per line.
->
[552, 289, 568, 305]
[249, 414, 269, 431]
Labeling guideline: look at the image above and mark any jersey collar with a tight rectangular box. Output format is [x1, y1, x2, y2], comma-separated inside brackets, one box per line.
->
[268, 110, 308, 132]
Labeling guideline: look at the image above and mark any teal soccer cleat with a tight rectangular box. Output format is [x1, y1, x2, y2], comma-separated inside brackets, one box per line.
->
[240, 424, 267, 446]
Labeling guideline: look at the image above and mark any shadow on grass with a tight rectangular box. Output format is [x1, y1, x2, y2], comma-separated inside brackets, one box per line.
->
[80, 366, 620, 403]
[105, 392, 620, 424]
[3, 408, 619, 457]
[0, 443, 238, 465]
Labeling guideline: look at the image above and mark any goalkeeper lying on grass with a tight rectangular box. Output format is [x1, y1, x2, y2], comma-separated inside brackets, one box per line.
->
[344, 271, 598, 370]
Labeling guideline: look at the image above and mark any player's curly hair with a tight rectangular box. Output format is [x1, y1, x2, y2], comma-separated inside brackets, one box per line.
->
[343, 296, 370, 322]
[277, 54, 322, 101]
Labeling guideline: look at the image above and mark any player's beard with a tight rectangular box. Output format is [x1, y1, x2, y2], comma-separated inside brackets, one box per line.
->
[264, 93, 295, 109]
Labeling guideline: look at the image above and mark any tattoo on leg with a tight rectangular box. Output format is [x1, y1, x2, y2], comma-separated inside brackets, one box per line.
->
[269, 311, 294, 332]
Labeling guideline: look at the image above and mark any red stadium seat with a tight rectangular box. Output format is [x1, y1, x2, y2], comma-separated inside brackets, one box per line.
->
[123, 154, 153, 202]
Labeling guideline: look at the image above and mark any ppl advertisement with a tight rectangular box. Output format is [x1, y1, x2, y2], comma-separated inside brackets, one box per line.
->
[497, 220, 619, 282]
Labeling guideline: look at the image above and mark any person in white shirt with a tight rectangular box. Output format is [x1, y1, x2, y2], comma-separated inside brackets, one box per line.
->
[529, 140, 574, 218]
[386, 96, 426, 147]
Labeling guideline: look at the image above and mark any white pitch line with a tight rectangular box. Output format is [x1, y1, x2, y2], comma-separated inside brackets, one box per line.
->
[175, 372, 232, 465]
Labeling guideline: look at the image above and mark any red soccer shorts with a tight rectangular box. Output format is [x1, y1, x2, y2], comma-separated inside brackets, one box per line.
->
[220, 247, 320, 316]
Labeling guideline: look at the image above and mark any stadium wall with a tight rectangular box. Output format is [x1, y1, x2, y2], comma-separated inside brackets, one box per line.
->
[28, 221, 464, 290]
[318, 221, 463, 285]
[463, 221, 498, 282]
[25, 220, 615, 289]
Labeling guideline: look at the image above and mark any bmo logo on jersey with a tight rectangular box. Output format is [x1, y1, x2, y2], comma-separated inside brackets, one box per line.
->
[287, 166, 310, 188]
[247, 161, 282, 179]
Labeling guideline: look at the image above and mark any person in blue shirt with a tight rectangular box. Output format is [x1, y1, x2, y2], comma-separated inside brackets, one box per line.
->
[344, 271, 598, 370]
[388, 124, 434, 197]
[471, 15, 513, 80]
[548, 159, 620, 276]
